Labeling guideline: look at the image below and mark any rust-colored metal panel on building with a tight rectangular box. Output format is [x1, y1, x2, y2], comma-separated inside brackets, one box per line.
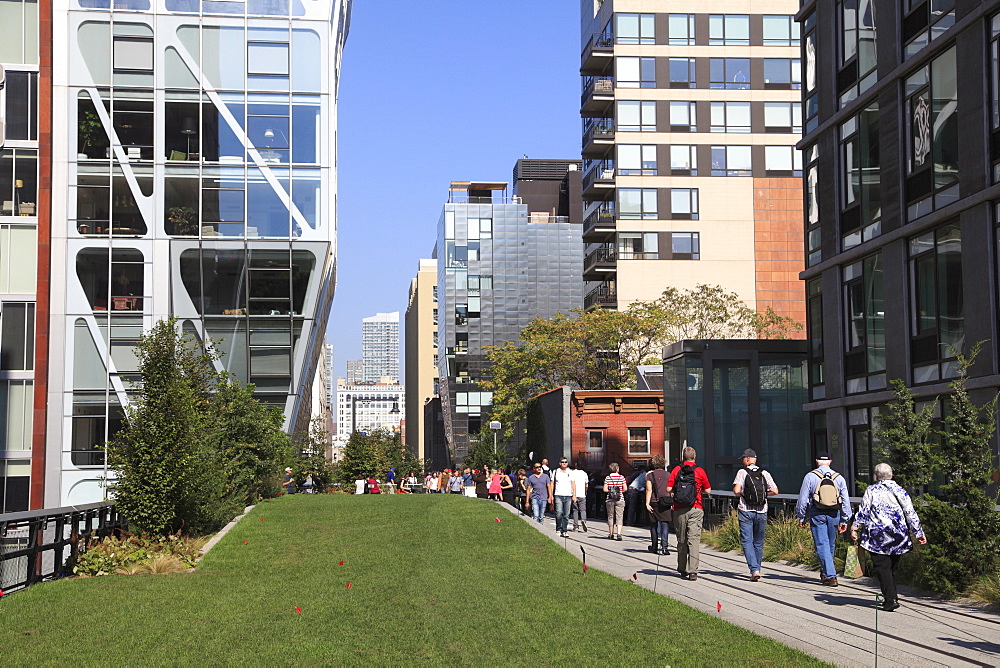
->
[753, 177, 806, 338]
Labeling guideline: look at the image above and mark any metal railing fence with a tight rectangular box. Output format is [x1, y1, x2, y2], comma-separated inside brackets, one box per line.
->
[0, 502, 122, 595]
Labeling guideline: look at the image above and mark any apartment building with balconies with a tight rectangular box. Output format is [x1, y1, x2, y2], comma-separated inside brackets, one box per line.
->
[579, 0, 806, 329]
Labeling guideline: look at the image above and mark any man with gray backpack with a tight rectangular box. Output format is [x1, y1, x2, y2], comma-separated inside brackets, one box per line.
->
[732, 449, 778, 581]
[795, 452, 853, 586]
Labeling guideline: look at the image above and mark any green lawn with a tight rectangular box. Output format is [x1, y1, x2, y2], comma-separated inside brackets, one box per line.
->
[0, 495, 827, 666]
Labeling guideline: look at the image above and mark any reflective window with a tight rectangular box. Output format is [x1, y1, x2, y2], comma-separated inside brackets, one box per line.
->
[805, 144, 821, 266]
[617, 100, 655, 132]
[618, 232, 658, 260]
[843, 254, 885, 394]
[669, 58, 696, 88]
[668, 14, 695, 45]
[763, 15, 799, 47]
[763, 58, 801, 89]
[802, 12, 819, 132]
[711, 146, 752, 176]
[709, 15, 749, 46]
[0, 302, 32, 370]
[839, 0, 877, 106]
[0, 459, 29, 513]
[710, 102, 750, 133]
[909, 222, 963, 383]
[0, 225, 36, 293]
[76, 248, 144, 313]
[764, 146, 802, 176]
[709, 58, 750, 89]
[616, 57, 656, 88]
[669, 189, 698, 219]
[903, 0, 955, 59]
[669, 145, 697, 175]
[764, 102, 802, 132]
[616, 13, 654, 44]
[905, 46, 958, 219]
[0, 149, 37, 217]
[807, 279, 824, 396]
[617, 144, 656, 176]
[3, 71, 38, 142]
[668, 101, 697, 131]
[0, 0, 39, 64]
[627, 427, 650, 455]
[840, 104, 881, 250]
[618, 188, 657, 220]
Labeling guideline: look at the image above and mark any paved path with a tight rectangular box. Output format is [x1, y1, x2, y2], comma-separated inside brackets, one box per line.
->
[500, 503, 1000, 667]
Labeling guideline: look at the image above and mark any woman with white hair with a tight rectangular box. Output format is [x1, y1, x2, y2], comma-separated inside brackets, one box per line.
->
[851, 463, 928, 612]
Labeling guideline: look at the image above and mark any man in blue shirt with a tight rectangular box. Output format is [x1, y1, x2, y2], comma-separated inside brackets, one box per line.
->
[525, 463, 552, 524]
[795, 452, 853, 586]
[386, 468, 396, 492]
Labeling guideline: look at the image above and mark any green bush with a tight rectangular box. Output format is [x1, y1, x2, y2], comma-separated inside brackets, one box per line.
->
[702, 510, 741, 552]
[73, 533, 203, 576]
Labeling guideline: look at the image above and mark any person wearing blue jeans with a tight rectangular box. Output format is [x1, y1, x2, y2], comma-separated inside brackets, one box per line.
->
[795, 452, 852, 586]
[549, 458, 578, 538]
[524, 464, 551, 524]
[732, 449, 778, 581]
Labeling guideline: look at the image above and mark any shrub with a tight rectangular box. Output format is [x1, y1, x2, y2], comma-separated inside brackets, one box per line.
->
[74, 533, 203, 577]
[702, 511, 741, 552]
[969, 568, 1000, 608]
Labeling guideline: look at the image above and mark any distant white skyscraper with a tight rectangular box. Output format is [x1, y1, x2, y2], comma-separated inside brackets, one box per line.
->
[362, 312, 400, 383]
[325, 343, 335, 410]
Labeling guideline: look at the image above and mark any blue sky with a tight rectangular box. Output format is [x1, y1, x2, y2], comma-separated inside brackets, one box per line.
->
[330, 0, 581, 379]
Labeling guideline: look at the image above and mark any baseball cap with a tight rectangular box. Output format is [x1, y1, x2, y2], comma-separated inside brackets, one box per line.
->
[741, 448, 757, 458]
[816, 452, 831, 462]
[285, 467, 293, 472]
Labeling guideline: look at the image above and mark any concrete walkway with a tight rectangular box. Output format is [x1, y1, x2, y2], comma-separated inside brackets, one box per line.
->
[501, 503, 1000, 667]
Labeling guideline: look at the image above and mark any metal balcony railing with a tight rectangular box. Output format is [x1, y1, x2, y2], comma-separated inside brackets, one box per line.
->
[584, 282, 618, 310]
[584, 244, 616, 269]
[583, 118, 615, 149]
[582, 76, 614, 105]
[583, 159, 615, 191]
[584, 201, 615, 230]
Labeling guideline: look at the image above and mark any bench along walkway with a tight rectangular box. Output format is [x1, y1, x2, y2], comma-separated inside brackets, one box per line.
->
[503, 503, 1000, 667]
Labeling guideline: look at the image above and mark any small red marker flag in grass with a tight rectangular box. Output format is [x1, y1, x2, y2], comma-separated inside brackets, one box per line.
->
[259, 517, 264, 521]
[346, 581, 352, 589]
[717, 602, 722, 612]
[295, 607, 302, 614]
[338, 560, 344, 566]
[495, 517, 501, 523]
[243, 540, 248, 545]
[632, 573, 638, 581]
[0, 588, 4, 597]
[582, 563, 588, 573]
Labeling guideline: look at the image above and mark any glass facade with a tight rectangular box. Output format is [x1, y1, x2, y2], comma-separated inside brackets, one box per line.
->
[663, 342, 808, 492]
[50, 0, 348, 505]
[437, 182, 582, 461]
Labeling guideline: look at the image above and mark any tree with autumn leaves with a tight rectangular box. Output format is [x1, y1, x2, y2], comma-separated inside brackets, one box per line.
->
[481, 284, 799, 439]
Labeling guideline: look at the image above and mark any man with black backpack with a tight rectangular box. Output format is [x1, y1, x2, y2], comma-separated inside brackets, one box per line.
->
[732, 449, 779, 581]
[795, 452, 852, 586]
[666, 447, 711, 580]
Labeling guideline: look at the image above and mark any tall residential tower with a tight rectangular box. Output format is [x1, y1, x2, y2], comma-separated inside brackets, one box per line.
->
[579, 1, 805, 328]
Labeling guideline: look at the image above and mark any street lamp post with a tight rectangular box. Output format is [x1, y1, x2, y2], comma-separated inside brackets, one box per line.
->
[489, 420, 501, 460]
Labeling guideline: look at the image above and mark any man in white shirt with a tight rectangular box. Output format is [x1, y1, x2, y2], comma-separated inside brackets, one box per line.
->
[354, 477, 366, 495]
[732, 448, 778, 581]
[570, 464, 590, 532]
[547, 458, 577, 538]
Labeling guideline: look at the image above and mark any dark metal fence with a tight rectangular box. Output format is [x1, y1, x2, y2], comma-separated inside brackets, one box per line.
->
[704, 491, 863, 524]
[0, 502, 122, 595]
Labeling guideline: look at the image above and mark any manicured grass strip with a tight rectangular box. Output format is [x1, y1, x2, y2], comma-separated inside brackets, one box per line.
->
[0, 495, 828, 666]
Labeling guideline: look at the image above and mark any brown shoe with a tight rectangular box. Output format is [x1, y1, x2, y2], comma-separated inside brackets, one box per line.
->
[750, 572, 761, 582]
[686, 573, 698, 581]
[823, 577, 839, 587]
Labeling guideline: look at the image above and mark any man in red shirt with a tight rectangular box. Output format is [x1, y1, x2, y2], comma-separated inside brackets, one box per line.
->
[666, 446, 712, 580]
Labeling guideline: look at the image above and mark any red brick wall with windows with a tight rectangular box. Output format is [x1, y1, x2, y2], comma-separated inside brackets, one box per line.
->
[569, 391, 664, 476]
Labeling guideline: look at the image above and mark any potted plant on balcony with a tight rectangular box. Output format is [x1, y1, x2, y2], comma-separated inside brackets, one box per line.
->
[78, 108, 105, 159]
[167, 206, 198, 236]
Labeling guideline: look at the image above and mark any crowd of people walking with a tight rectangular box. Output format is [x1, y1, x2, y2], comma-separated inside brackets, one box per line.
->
[356, 449, 926, 612]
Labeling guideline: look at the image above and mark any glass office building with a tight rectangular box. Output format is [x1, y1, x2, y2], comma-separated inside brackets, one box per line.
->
[42, 0, 350, 505]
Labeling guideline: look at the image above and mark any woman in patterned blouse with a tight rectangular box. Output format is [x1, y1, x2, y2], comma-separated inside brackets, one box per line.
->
[851, 463, 928, 612]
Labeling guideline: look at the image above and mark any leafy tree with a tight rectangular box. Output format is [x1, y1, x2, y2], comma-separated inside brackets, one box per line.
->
[463, 426, 513, 471]
[337, 430, 390, 484]
[874, 346, 1000, 596]
[109, 318, 294, 535]
[289, 418, 337, 491]
[873, 378, 936, 491]
[108, 318, 220, 535]
[483, 284, 800, 438]
[211, 374, 292, 502]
